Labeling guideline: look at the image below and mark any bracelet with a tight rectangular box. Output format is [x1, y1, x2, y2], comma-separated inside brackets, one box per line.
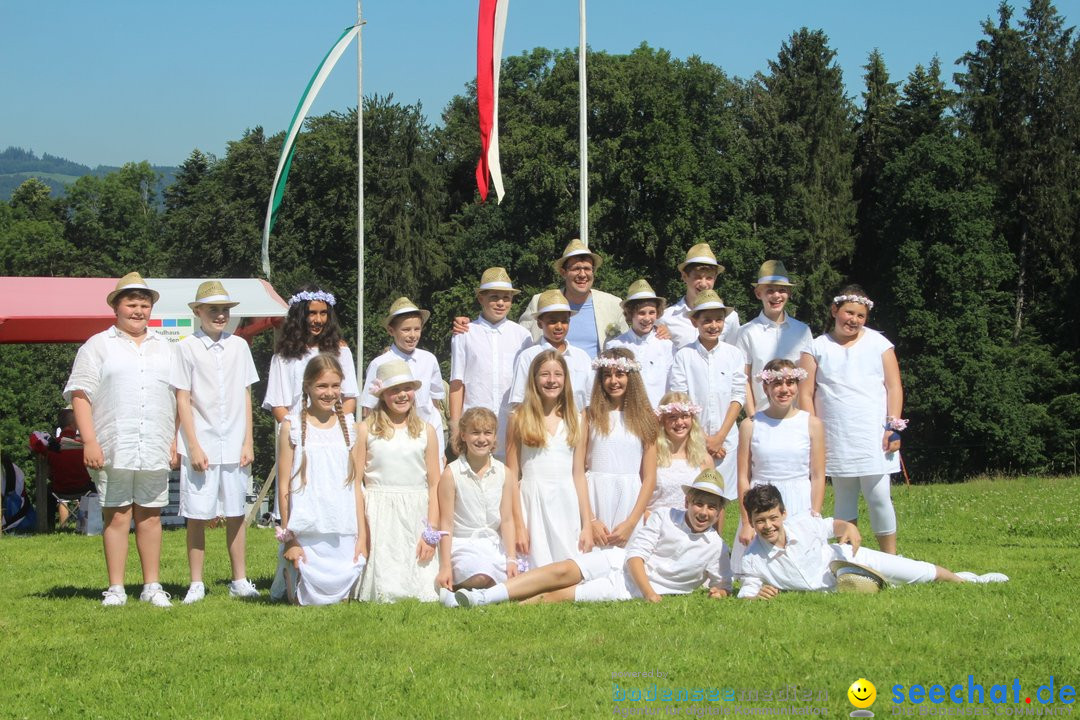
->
[275, 527, 295, 544]
[421, 520, 448, 548]
[509, 556, 530, 573]
[885, 416, 909, 432]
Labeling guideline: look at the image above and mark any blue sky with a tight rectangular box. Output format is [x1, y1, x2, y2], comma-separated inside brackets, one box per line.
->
[3, 0, 1076, 168]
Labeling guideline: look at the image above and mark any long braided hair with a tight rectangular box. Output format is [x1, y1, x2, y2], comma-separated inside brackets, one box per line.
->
[292, 354, 353, 489]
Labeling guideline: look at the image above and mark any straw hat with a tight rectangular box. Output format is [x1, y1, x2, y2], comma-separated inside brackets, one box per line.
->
[369, 360, 422, 397]
[553, 238, 603, 274]
[106, 272, 159, 307]
[830, 560, 887, 594]
[476, 267, 521, 296]
[383, 296, 431, 330]
[620, 279, 667, 313]
[188, 280, 240, 310]
[750, 260, 795, 288]
[677, 243, 724, 273]
[681, 468, 727, 498]
[535, 289, 576, 317]
[689, 289, 726, 316]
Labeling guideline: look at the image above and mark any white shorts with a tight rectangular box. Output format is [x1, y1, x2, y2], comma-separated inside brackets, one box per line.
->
[572, 547, 635, 602]
[451, 535, 508, 585]
[95, 467, 169, 508]
[179, 460, 250, 520]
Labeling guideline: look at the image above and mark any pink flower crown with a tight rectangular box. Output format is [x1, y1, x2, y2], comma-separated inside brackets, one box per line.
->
[655, 402, 702, 417]
[591, 356, 641, 373]
[832, 294, 873, 309]
[758, 367, 808, 383]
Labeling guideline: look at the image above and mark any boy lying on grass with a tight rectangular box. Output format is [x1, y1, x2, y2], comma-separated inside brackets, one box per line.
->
[737, 484, 1008, 600]
[455, 469, 732, 606]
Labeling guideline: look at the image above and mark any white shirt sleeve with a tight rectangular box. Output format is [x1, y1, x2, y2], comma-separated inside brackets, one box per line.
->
[359, 359, 378, 410]
[63, 339, 103, 404]
[706, 539, 733, 591]
[168, 341, 194, 392]
[426, 353, 446, 401]
[262, 353, 291, 411]
[508, 351, 529, 406]
[337, 345, 360, 399]
[730, 352, 747, 406]
[242, 343, 260, 387]
[449, 333, 467, 383]
[737, 572, 764, 599]
[625, 510, 664, 562]
[668, 351, 688, 393]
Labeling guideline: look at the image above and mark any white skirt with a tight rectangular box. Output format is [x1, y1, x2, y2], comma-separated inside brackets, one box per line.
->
[294, 532, 365, 606]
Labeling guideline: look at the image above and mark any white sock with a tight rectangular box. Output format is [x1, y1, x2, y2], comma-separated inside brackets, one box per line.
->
[439, 589, 459, 608]
[143, 582, 161, 591]
[108, 584, 125, 593]
[191, 581, 206, 589]
[487, 583, 510, 604]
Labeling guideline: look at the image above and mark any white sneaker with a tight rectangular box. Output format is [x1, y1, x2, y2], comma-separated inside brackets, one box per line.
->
[229, 579, 260, 598]
[454, 588, 486, 607]
[439, 587, 459, 608]
[139, 583, 173, 607]
[183, 582, 206, 604]
[977, 572, 1009, 583]
[956, 572, 979, 582]
[101, 586, 127, 607]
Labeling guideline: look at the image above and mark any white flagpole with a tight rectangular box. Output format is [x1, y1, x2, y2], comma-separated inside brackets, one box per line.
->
[356, 0, 365, 381]
[578, 0, 588, 246]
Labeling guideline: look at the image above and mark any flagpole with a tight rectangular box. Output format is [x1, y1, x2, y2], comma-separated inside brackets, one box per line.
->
[578, 0, 588, 246]
[356, 0, 365, 382]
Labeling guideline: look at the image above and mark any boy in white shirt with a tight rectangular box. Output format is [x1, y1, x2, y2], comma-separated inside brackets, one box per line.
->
[361, 297, 447, 462]
[735, 260, 813, 414]
[507, 289, 594, 411]
[605, 279, 674, 407]
[171, 281, 261, 602]
[449, 268, 532, 460]
[660, 243, 740, 350]
[455, 468, 732, 606]
[737, 484, 1008, 600]
[668, 290, 746, 516]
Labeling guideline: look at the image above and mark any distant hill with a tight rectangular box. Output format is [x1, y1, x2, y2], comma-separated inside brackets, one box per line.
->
[0, 146, 178, 202]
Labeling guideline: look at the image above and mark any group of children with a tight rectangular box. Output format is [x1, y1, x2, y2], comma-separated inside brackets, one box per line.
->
[66, 241, 1007, 608]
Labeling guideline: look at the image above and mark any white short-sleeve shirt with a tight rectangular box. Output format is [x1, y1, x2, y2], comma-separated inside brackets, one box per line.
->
[508, 338, 594, 411]
[63, 326, 176, 471]
[170, 330, 259, 464]
[735, 311, 813, 410]
[625, 507, 732, 593]
[661, 297, 740, 351]
[605, 329, 674, 408]
[263, 344, 360, 413]
[450, 316, 532, 415]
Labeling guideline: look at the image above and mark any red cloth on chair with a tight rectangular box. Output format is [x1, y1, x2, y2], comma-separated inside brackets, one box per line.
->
[29, 428, 93, 494]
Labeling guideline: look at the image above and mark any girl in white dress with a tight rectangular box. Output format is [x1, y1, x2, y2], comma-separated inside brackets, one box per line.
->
[583, 348, 658, 550]
[506, 351, 593, 568]
[732, 358, 826, 573]
[800, 285, 906, 554]
[650, 391, 712, 515]
[276, 354, 367, 606]
[435, 408, 519, 607]
[354, 360, 441, 602]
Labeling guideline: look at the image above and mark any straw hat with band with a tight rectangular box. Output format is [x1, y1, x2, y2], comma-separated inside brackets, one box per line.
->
[681, 468, 727, 498]
[620, 279, 667, 314]
[369, 360, 423, 397]
[188, 280, 240, 310]
[689, 289, 726, 317]
[535, 289, 577, 317]
[750, 260, 795, 288]
[107, 272, 160, 307]
[677, 243, 724, 274]
[476, 267, 521, 296]
[384, 296, 431, 330]
[829, 559, 887, 594]
[553, 238, 603, 274]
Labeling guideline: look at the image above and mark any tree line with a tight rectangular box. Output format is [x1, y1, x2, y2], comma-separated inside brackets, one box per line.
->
[1, 0, 1077, 481]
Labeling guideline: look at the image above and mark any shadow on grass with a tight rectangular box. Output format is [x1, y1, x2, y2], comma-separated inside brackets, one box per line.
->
[33, 582, 190, 601]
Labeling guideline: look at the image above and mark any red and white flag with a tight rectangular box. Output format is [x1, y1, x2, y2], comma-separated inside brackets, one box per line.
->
[476, 0, 508, 203]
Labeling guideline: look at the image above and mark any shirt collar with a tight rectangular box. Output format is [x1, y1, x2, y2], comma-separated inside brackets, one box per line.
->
[195, 328, 230, 348]
[753, 311, 789, 329]
[390, 344, 415, 361]
[456, 455, 495, 480]
[671, 297, 690, 314]
[691, 339, 722, 357]
[108, 325, 161, 342]
[539, 337, 572, 354]
[475, 315, 505, 332]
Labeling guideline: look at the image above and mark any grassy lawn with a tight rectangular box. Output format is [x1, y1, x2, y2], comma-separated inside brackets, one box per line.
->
[2, 477, 1078, 719]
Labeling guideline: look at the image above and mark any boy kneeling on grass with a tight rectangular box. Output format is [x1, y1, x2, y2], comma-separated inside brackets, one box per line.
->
[455, 469, 732, 606]
[736, 484, 1008, 600]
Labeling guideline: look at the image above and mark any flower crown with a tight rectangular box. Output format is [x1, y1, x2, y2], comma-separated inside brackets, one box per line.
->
[655, 402, 702, 417]
[833, 294, 873, 310]
[758, 367, 808, 383]
[289, 290, 337, 307]
[591, 356, 641, 373]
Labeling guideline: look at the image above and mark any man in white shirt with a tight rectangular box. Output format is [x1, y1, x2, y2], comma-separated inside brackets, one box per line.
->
[737, 485, 1007, 599]
[660, 243, 740, 350]
[455, 468, 733, 606]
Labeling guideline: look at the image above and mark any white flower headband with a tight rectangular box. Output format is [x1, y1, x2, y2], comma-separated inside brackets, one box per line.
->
[655, 402, 702, 417]
[289, 290, 337, 307]
[758, 367, 808, 383]
[833, 294, 873, 309]
[591, 356, 641, 373]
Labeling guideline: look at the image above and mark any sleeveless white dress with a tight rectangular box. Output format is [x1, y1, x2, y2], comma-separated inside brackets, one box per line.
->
[519, 420, 582, 568]
[356, 426, 438, 602]
[649, 458, 698, 513]
[283, 413, 364, 606]
[587, 411, 645, 531]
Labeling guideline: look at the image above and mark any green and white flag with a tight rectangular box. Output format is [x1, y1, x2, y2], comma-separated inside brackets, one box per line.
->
[262, 24, 360, 277]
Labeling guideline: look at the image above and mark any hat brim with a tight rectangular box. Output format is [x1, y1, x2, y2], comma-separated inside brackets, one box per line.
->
[554, 250, 603, 274]
[829, 560, 887, 592]
[678, 259, 725, 274]
[621, 296, 667, 314]
[689, 302, 727, 316]
[384, 308, 431, 330]
[750, 280, 795, 288]
[188, 300, 240, 310]
[476, 286, 522, 296]
[375, 379, 423, 396]
[107, 287, 160, 307]
[680, 483, 726, 498]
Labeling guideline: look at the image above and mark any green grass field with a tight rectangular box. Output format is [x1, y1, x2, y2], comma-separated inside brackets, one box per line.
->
[2, 478, 1078, 719]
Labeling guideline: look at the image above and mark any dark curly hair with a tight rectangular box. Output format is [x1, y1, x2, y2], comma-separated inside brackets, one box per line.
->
[275, 284, 346, 359]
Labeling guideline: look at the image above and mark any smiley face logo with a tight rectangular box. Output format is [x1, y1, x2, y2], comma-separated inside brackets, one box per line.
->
[848, 678, 877, 709]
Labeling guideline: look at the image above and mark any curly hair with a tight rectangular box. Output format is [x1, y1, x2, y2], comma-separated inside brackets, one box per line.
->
[275, 284, 346, 359]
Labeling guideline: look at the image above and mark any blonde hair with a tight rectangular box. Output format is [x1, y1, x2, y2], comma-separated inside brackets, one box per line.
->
[588, 348, 658, 445]
[293, 354, 352, 490]
[453, 407, 497, 456]
[365, 385, 425, 440]
[512, 350, 579, 448]
[656, 391, 709, 469]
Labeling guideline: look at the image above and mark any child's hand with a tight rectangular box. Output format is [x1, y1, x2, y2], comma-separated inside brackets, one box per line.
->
[506, 560, 520, 579]
[882, 430, 901, 454]
[654, 324, 671, 341]
[591, 519, 611, 547]
[705, 434, 726, 459]
[738, 524, 756, 547]
[579, 527, 594, 554]
[284, 545, 306, 568]
[190, 446, 210, 472]
[516, 524, 530, 556]
[240, 441, 254, 468]
[82, 440, 105, 470]
[756, 584, 780, 600]
[436, 569, 453, 591]
[353, 538, 368, 563]
[416, 536, 436, 563]
[606, 520, 634, 548]
[170, 439, 181, 470]
[708, 587, 729, 599]
[643, 591, 662, 604]
[452, 316, 471, 335]
[836, 522, 862, 555]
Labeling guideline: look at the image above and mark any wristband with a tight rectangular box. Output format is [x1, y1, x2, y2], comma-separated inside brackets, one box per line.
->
[422, 520, 448, 548]
[885, 416, 909, 432]
[275, 527, 295, 544]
